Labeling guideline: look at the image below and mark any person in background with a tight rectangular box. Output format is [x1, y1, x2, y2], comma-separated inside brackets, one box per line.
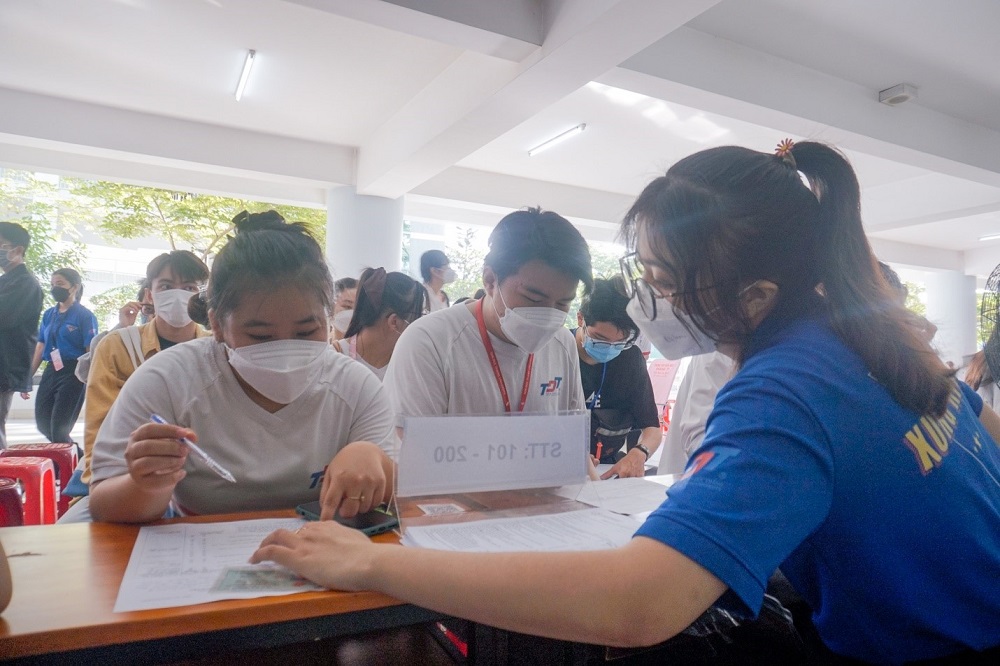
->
[385, 208, 590, 427]
[879, 260, 937, 342]
[89, 211, 396, 523]
[0, 222, 43, 450]
[28, 268, 97, 444]
[656, 352, 734, 475]
[332, 267, 426, 381]
[574, 276, 660, 478]
[330, 277, 358, 342]
[253, 143, 1000, 664]
[79, 251, 211, 493]
[419, 249, 454, 312]
[964, 335, 1000, 412]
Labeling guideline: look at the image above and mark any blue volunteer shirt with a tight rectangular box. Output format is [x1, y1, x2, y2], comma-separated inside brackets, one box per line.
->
[38, 302, 98, 363]
[635, 313, 1000, 664]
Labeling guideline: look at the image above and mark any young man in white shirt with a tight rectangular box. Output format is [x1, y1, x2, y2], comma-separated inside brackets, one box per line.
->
[385, 208, 593, 426]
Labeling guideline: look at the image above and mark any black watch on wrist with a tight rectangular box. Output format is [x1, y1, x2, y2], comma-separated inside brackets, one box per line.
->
[633, 443, 651, 461]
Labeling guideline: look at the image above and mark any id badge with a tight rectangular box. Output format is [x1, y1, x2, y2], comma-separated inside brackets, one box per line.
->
[50, 348, 64, 371]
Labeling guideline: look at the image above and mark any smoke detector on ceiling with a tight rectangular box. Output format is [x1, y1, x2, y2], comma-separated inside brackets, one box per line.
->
[878, 83, 918, 106]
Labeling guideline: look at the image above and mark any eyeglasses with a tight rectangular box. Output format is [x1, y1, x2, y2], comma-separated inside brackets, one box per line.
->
[583, 331, 633, 352]
[619, 252, 677, 321]
[619, 252, 714, 321]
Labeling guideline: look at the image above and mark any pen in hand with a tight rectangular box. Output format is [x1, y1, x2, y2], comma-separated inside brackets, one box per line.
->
[149, 414, 236, 483]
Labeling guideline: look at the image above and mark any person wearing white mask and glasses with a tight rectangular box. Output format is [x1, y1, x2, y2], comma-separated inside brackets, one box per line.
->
[385, 207, 590, 427]
[419, 249, 454, 312]
[64, 251, 212, 521]
[90, 210, 395, 523]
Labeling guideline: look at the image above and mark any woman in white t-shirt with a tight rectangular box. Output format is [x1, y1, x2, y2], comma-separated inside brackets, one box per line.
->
[89, 210, 396, 523]
[419, 249, 453, 312]
[332, 267, 427, 381]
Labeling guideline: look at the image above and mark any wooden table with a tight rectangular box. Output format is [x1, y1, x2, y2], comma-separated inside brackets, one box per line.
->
[0, 511, 443, 664]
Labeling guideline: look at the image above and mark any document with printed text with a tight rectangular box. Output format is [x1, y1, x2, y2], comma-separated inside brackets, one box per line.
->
[115, 517, 320, 612]
[400, 507, 639, 552]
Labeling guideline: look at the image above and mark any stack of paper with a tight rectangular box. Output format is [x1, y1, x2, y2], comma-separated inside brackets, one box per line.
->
[400, 507, 639, 552]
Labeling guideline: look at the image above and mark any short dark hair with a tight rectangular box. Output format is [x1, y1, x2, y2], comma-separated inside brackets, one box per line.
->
[205, 210, 332, 321]
[0, 221, 31, 249]
[53, 267, 84, 300]
[334, 277, 358, 296]
[579, 276, 638, 341]
[344, 267, 427, 337]
[146, 250, 209, 285]
[420, 250, 449, 282]
[485, 207, 593, 294]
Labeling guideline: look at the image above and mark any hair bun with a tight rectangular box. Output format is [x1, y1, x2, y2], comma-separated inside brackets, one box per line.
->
[232, 210, 287, 234]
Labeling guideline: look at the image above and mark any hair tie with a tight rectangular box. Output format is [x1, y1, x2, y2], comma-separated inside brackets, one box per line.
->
[774, 138, 796, 169]
[360, 267, 388, 312]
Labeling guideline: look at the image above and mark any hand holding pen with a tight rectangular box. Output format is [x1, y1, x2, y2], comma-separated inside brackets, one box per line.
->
[122, 416, 236, 491]
[149, 415, 236, 483]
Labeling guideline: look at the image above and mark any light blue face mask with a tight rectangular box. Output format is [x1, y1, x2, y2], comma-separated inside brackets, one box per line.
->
[582, 333, 629, 363]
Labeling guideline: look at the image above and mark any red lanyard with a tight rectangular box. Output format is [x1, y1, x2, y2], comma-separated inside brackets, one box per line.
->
[476, 298, 534, 412]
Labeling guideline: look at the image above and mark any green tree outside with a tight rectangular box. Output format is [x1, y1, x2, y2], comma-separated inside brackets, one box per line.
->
[0, 170, 87, 292]
[65, 179, 327, 263]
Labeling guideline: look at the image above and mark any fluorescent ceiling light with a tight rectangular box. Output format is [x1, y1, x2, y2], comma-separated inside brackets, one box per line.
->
[528, 124, 586, 157]
[234, 49, 256, 101]
[979, 233, 1000, 242]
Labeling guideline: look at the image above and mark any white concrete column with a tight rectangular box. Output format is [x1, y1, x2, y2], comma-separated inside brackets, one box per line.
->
[923, 270, 977, 366]
[325, 186, 404, 280]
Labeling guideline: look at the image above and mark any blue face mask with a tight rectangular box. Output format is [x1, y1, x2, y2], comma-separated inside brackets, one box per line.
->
[582, 333, 628, 363]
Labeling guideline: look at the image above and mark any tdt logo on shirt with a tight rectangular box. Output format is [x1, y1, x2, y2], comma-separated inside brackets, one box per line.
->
[539, 376, 562, 396]
[670, 446, 742, 493]
[309, 466, 327, 489]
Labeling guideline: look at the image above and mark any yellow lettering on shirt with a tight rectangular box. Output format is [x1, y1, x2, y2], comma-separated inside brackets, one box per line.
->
[904, 427, 943, 474]
[901, 383, 963, 474]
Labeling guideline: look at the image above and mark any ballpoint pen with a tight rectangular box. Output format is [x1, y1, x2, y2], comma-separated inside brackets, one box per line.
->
[149, 414, 236, 483]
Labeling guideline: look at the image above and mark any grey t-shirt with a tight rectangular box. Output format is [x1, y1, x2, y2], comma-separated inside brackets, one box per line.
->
[92, 337, 395, 515]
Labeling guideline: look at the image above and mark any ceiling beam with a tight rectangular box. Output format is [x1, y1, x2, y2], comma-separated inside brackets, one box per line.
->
[610, 26, 1000, 189]
[0, 86, 354, 196]
[283, 0, 542, 61]
[354, 0, 723, 199]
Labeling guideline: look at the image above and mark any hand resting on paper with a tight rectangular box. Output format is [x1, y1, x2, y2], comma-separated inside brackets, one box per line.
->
[251, 520, 374, 591]
[601, 448, 646, 479]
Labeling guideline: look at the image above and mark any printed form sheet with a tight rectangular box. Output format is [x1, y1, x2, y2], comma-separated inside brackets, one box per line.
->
[400, 508, 639, 552]
[115, 517, 320, 612]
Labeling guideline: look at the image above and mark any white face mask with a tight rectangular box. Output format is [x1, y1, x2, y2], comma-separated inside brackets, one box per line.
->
[493, 286, 567, 353]
[332, 309, 353, 334]
[626, 296, 716, 360]
[441, 267, 456, 284]
[227, 339, 328, 404]
[152, 289, 196, 328]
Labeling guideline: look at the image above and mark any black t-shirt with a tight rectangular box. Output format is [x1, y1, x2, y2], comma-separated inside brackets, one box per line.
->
[576, 330, 660, 459]
[158, 335, 179, 351]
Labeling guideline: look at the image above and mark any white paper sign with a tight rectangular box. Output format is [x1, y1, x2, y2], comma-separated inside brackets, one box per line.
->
[397, 412, 589, 496]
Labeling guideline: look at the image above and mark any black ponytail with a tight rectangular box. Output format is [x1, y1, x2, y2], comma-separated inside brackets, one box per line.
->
[344, 266, 426, 338]
[624, 142, 953, 418]
[791, 142, 953, 416]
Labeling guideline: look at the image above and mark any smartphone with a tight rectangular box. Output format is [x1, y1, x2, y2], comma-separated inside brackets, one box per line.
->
[295, 501, 399, 536]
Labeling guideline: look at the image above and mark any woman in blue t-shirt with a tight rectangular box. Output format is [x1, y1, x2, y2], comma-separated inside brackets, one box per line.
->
[251, 142, 1000, 664]
[27, 268, 97, 444]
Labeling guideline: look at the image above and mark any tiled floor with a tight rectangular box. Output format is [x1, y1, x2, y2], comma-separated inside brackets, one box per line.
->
[3, 418, 84, 447]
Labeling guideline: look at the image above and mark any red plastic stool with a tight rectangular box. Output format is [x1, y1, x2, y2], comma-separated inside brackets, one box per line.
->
[0, 477, 24, 527]
[2, 443, 78, 517]
[0, 457, 56, 525]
